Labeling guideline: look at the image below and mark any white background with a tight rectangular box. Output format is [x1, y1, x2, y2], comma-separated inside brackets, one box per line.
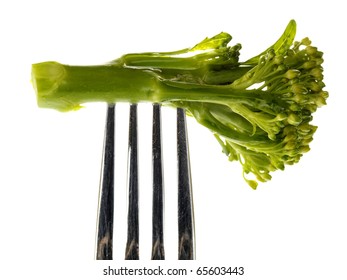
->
[0, 0, 346, 279]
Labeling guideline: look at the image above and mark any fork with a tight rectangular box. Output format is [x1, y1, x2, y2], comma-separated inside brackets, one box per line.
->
[95, 103, 195, 260]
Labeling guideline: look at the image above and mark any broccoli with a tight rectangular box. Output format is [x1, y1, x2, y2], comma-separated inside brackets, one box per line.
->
[31, 20, 328, 189]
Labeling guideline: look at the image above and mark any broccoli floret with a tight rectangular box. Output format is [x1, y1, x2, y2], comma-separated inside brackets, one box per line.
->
[31, 20, 328, 189]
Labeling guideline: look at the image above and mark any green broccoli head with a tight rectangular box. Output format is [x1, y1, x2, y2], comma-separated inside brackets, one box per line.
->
[169, 21, 328, 188]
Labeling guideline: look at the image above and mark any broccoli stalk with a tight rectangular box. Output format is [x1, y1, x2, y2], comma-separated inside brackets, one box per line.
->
[31, 20, 328, 189]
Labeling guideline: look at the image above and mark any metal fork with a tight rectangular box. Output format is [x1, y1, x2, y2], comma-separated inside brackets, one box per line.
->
[95, 103, 195, 260]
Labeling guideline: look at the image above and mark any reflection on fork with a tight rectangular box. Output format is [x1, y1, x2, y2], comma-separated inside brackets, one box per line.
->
[95, 103, 195, 260]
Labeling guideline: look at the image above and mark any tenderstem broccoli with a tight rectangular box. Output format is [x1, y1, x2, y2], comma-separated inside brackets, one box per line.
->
[31, 20, 328, 189]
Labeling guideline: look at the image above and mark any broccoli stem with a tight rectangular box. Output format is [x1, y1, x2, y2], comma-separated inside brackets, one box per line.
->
[32, 61, 275, 112]
[32, 62, 159, 111]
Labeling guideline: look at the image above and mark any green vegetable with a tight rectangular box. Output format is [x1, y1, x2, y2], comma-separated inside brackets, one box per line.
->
[31, 20, 328, 189]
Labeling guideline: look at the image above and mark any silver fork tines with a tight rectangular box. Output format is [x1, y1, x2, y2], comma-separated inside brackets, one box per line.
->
[151, 104, 165, 260]
[125, 104, 139, 260]
[95, 103, 195, 260]
[95, 103, 115, 260]
[177, 108, 195, 260]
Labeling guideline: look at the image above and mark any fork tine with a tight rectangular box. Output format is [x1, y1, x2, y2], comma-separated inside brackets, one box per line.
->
[177, 108, 195, 260]
[151, 103, 165, 260]
[95, 103, 115, 260]
[125, 104, 140, 260]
